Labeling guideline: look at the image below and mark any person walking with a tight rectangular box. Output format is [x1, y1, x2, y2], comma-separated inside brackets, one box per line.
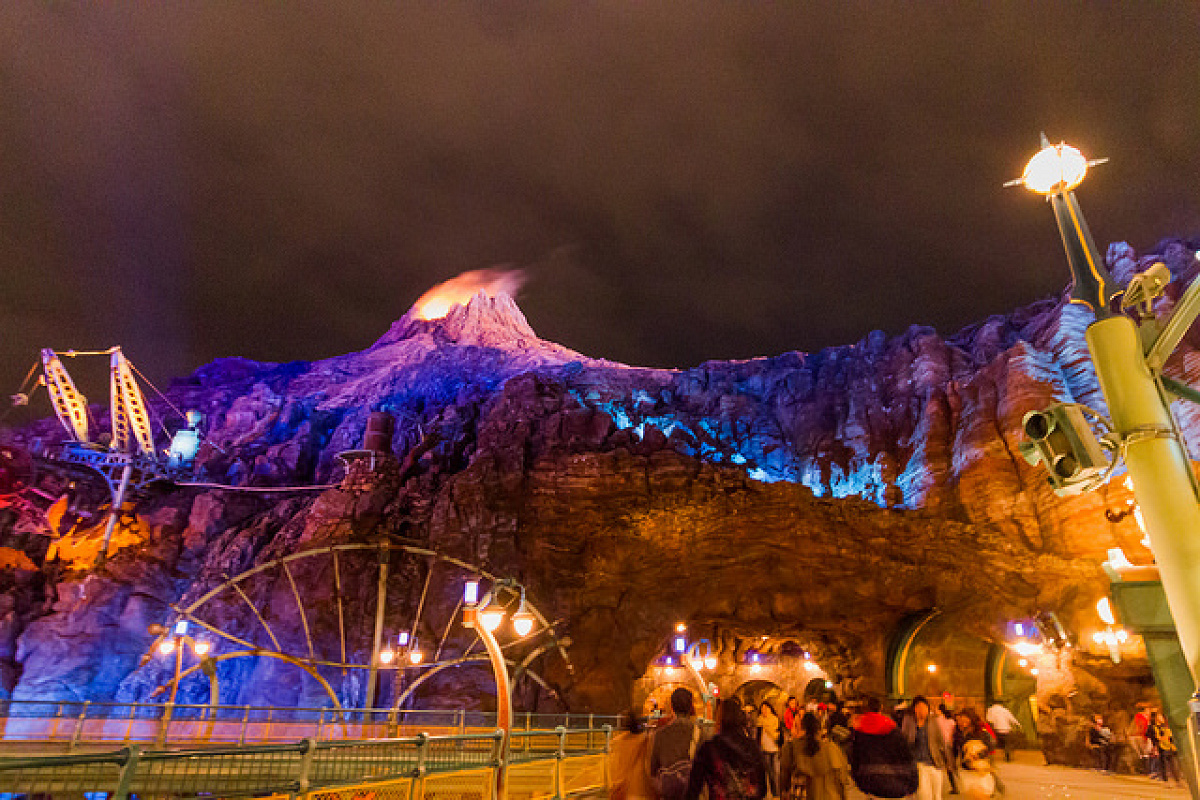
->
[849, 697, 918, 799]
[782, 697, 802, 738]
[651, 688, 704, 800]
[1086, 714, 1114, 773]
[900, 696, 952, 800]
[758, 701, 783, 798]
[685, 699, 767, 800]
[936, 705, 959, 796]
[826, 701, 853, 757]
[1147, 711, 1183, 787]
[780, 711, 852, 800]
[1129, 702, 1151, 774]
[984, 701, 1020, 763]
[953, 709, 998, 798]
[610, 710, 656, 800]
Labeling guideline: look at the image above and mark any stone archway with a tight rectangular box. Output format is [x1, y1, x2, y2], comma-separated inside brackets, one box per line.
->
[732, 679, 786, 713]
[642, 681, 703, 717]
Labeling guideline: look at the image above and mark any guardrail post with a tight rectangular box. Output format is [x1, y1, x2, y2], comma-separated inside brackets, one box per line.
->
[239, 705, 250, 745]
[587, 714, 594, 750]
[492, 728, 507, 800]
[554, 725, 567, 800]
[409, 731, 429, 800]
[69, 700, 90, 753]
[114, 744, 141, 800]
[458, 708, 466, 735]
[295, 736, 317, 796]
[316, 708, 325, 741]
[48, 701, 63, 740]
[124, 704, 136, 742]
[602, 724, 613, 791]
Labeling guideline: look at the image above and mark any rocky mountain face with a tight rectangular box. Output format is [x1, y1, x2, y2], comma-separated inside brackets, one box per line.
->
[2, 240, 1199, 717]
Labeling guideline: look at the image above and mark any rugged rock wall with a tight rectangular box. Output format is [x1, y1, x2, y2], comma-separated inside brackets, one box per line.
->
[2, 240, 1198, 714]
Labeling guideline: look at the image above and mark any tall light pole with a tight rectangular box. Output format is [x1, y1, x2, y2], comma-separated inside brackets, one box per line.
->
[1013, 135, 1200, 683]
[462, 579, 536, 800]
[151, 620, 215, 746]
[1013, 135, 1200, 797]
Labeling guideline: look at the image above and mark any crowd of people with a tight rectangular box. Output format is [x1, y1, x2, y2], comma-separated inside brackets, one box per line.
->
[1089, 704, 1183, 786]
[609, 688, 1024, 800]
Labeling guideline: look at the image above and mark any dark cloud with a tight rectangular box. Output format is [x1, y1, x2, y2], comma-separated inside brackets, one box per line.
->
[1, 2, 1198, 392]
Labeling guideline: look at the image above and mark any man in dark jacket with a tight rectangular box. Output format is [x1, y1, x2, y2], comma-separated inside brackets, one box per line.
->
[652, 688, 704, 800]
[850, 697, 918, 799]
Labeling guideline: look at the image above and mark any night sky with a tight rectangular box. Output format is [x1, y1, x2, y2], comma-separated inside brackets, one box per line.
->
[2, 3, 1198, 392]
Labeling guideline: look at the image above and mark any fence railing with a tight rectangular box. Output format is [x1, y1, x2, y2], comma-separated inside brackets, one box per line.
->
[0, 698, 619, 750]
[0, 725, 612, 800]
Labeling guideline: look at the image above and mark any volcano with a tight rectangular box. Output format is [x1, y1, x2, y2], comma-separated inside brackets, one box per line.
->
[1, 240, 1198, 759]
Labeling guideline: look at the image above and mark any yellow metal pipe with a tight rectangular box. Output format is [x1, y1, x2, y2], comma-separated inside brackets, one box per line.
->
[1088, 315, 1200, 682]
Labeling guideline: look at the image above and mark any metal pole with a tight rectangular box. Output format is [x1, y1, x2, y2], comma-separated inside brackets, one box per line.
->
[114, 744, 141, 800]
[157, 641, 183, 747]
[1041, 175, 1200, 687]
[239, 705, 250, 745]
[466, 605, 512, 800]
[1089, 316, 1200, 679]
[69, 700, 89, 753]
[96, 462, 133, 569]
[1035, 160, 1200, 798]
[365, 543, 390, 716]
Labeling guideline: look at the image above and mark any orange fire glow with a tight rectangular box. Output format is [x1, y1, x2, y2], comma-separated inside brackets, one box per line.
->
[413, 268, 526, 320]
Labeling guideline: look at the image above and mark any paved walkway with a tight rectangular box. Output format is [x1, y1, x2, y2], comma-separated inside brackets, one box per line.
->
[845, 751, 1191, 799]
[991, 751, 1189, 800]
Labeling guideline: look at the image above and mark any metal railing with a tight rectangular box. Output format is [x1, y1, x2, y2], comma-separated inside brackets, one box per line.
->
[0, 698, 618, 751]
[0, 724, 612, 800]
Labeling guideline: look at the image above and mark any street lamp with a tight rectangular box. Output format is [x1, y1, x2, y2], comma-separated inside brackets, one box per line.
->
[462, 577, 537, 800]
[150, 620, 216, 746]
[511, 589, 535, 638]
[1014, 134, 1200, 798]
[1012, 134, 1200, 687]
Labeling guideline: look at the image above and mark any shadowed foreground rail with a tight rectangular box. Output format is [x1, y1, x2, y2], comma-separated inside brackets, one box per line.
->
[0, 725, 612, 800]
[0, 698, 616, 753]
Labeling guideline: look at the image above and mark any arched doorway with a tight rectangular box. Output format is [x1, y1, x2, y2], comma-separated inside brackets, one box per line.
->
[732, 679, 787, 714]
[642, 682, 703, 717]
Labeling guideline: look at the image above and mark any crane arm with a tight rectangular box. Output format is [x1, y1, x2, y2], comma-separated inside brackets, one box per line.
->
[40, 349, 89, 443]
[109, 349, 156, 458]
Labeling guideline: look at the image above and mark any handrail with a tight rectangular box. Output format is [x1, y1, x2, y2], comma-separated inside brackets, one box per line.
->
[0, 747, 131, 769]
[0, 726, 614, 800]
[0, 698, 619, 749]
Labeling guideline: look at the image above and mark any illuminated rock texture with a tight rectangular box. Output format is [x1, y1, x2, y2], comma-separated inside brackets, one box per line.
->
[2, 240, 1199, 726]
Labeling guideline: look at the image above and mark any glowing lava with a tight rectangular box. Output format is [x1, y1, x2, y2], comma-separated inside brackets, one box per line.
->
[414, 268, 526, 320]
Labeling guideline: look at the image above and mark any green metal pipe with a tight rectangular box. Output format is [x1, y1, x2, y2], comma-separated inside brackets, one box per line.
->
[1088, 315, 1200, 683]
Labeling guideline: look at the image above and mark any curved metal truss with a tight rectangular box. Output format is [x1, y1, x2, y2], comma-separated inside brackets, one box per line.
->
[140, 541, 570, 710]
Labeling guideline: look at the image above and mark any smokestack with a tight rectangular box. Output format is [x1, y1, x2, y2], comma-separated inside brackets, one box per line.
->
[363, 412, 395, 454]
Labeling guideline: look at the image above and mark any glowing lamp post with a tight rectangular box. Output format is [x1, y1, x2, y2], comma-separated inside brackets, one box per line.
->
[463, 578, 536, 800]
[1013, 134, 1200, 683]
[151, 619, 216, 746]
[1013, 134, 1200, 798]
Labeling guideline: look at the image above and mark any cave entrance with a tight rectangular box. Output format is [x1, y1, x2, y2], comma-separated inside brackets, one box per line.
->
[642, 682, 704, 717]
[731, 679, 786, 713]
[887, 609, 1037, 746]
[889, 610, 995, 707]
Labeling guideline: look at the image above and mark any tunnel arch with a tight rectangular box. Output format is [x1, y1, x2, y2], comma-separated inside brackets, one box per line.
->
[731, 679, 786, 712]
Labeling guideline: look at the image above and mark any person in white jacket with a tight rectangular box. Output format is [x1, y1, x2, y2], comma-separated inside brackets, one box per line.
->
[985, 702, 1021, 762]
